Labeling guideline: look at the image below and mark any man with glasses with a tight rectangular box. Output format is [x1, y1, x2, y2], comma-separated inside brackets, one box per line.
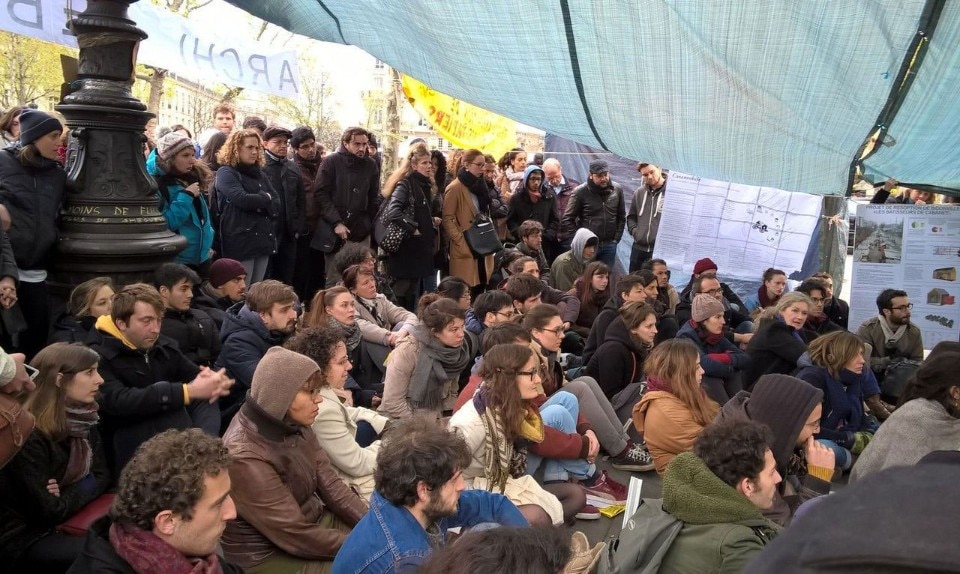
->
[812, 271, 850, 329]
[677, 275, 754, 348]
[795, 279, 844, 337]
[857, 288, 924, 377]
[262, 125, 306, 289]
[465, 290, 515, 335]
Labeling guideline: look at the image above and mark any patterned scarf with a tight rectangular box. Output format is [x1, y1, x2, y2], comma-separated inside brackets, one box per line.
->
[407, 324, 476, 410]
[61, 398, 99, 486]
[473, 384, 544, 493]
[328, 315, 362, 354]
[109, 521, 223, 574]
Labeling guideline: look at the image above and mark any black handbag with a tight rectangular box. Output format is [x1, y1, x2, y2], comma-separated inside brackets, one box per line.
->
[311, 218, 342, 254]
[374, 194, 416, 254]
[463, 212, 503, 257]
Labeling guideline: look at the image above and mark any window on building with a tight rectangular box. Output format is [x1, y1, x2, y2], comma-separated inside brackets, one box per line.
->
[375, 59, 385, 69]
[374, 76, 384, 89]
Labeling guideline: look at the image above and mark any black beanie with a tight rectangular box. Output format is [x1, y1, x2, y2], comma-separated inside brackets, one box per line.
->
[19, 109, 63, 146]
[290, 126, 316, 149]
[745, 374, 823, 469]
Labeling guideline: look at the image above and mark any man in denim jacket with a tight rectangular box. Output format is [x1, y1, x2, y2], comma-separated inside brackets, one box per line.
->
[332, 416, 528, 574]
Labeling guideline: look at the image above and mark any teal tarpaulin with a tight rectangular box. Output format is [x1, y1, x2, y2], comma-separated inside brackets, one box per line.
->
[226, 1, 958, 194]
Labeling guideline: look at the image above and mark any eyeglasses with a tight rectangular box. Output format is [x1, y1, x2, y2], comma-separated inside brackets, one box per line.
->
[890, 303, 913, 311]
[469, 161, 485, 168]
[516, 367, 544, 379]
[495, 310, 516, 319]
[810, 297, 825, 304]
[540, 326, 565, 336]
[703, 288, 722, 296]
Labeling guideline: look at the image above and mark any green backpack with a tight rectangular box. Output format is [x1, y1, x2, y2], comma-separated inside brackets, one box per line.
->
[599, 498, 684, 574]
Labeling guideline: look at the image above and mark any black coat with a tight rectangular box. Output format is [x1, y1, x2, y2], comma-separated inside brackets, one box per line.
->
[507, 186, 560, 241]
[50, 313, 96, 344]
[585, 316, 647, 399]
[67, 517, 244, 574]
[191, 282, 233, 331]
[263, 152, 306, 241]
[0, 148, 66, 270]
[214, 164, 279, 260]
[385, 173, 438, 279]
[823, 296, 850, 330]
[745, 319, 809, 389]
[314, 148, 380, 241]
[160, 307, 221, 367]
[87, 328, 211, 473]
[0, 428, 111, 570]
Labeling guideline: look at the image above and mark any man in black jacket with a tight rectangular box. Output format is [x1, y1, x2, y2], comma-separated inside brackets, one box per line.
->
[262, 125, 306, 288]
[192, 258, 246, 331]
[291, 126, 325, 299]
[314, 127, 380, 286]
[561, 160, 625, 268]
[155, 263, 221, 367]
[89, 284, 233, 473]
[215, 279, 297, 427]
[67, 429, 243, 574]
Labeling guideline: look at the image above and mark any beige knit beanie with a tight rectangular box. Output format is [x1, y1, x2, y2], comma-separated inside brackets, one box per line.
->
[691, 294, 726, 323]
[250, 347, 321, 420]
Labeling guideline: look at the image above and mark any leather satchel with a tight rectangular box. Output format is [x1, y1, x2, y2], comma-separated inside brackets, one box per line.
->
[57, 493, 117, 536]
[0, 393, 34, 470]
[463, 213, 503, 257]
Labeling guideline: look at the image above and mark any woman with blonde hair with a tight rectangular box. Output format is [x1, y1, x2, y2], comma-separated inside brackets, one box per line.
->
[0, 343, 110, 572]
[213, 128, 280, 284]
[745, 292, 814, 389]
[632, 338, 720, 474]
[449, 343, 565, 526]
[795, 330, 880, 472]
[51, 277, 115, 343]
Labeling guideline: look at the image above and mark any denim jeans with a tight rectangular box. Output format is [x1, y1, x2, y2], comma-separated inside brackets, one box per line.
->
[526, 391, 595, 482]
[817, 439, 852, 471]
[596, 241, 618, 268]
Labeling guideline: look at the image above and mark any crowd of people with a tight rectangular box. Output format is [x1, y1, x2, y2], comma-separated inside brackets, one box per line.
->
[0, 102, 958, 573]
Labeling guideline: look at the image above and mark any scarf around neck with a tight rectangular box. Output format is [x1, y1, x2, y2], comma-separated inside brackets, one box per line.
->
[328, 315, 362, 353]
[775, 315, 806, 343]
[61, 398, 99, 486]
[690, 319, 725, 346]
[407, 324, 476, 410]
[878, 315, 908, 345]
[473, 384, 543, 493]
[645, 374, 673, 394]
[457, 168, 490, 214]
[757, 284, 781, 309]
[109, 521, 223, 574]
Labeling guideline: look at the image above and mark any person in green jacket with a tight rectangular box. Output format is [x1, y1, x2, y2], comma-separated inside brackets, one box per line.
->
[657, 418, 782, 573]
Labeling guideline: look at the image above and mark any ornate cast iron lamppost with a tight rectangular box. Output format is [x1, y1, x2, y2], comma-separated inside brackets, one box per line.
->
[53, 0, 185, 289]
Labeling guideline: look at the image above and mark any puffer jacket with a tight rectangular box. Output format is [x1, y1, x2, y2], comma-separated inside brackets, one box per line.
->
[314, 147, 380, 241]
[160, 307, 221, 367]
[221, 398, 367, 569]
[147, 150, 214, 266]
[0, 147, 66, 270]
[560, 180, 625, 243]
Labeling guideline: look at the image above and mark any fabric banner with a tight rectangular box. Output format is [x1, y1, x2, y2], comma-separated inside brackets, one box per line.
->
[849, 204, 960, 348]
[401, 75, 516, 158]
[0, 0, 300, 97]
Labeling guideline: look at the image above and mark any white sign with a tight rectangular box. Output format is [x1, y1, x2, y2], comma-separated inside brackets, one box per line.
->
[849, 204, 960, 348]
[653, 171, 823, 281]
[0, 0, 300, 97]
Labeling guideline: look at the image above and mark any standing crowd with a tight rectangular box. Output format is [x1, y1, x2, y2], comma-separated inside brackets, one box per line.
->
[0, 102, 958, 574]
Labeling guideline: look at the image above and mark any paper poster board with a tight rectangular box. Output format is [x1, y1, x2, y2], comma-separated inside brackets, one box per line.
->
[849, 204, 960, 348]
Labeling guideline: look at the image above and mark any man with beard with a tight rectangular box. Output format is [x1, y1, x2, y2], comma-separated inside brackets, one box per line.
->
[561, 160, 625, 268]
[216, 280, 298, 428]
[89, 284, 233, 473]
[192, 258, 247, 331]
[315, 127, 380, 286]
[332, 416, 528, 574]
[291, 126, 327, 296]
[856, 289, 924, 377]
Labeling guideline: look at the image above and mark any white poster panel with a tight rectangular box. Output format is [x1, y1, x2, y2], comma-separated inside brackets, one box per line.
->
[653, 171, 822, 282]
[0, 0, 300, 97]
[849, 204, 960, 349]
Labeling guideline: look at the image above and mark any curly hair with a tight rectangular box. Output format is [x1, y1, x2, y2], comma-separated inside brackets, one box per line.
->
[477, 343, 537, 442]
[284, 326, 346, 386]
[216, 128, 264, 168]
[898, 350, 960, 413]
[694, 418, 772, 488]
[420, 526, 572, 574]
[375, 415, 471, 507]
[111, 429, 231, 530]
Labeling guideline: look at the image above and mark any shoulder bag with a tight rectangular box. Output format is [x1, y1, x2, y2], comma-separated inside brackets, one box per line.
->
[0, 393, 34, 469]
[463, 211, 503, 257]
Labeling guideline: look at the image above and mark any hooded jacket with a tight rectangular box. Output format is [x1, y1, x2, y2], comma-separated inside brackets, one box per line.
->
[314, 146, 381, 241]
[561, 179, 625, 243]
[658, 452, 780, 573]
[715, 375, 831, 527]
[626, 174, 666, 252]
[147, 150, 215, 266]
[506, 165, 559, 241]
[585, 316, 647, 399]
[550, 227, 597, 291]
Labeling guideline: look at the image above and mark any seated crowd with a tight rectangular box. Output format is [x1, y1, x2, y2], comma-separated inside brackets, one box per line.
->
[0, 115, 955, 574]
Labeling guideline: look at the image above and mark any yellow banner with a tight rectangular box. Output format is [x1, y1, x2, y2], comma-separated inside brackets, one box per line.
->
[401, 75, 517, 157]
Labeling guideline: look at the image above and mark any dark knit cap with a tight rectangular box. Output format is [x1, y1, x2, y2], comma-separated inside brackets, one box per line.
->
[263, 125, 292, 142]
[250, 347, 320, 420]
[290, 126, 315, 148]
[691, 294, 725, 323]
[209, 258, 246, 288]
[693, 257, 718, 276]
[19, 109, 63, 146]
[745, 374, 823, 469]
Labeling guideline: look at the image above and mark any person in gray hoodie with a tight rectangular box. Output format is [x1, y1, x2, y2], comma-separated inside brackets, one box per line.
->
[550, 228, 597, 292]
[626, 162, 667, 271]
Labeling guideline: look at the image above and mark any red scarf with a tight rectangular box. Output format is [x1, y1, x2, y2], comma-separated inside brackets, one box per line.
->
[689, 319, 725, 345]
[757, 285, 781, 309]
[109, 522, 223, 574]
[645, 374, 672, 393]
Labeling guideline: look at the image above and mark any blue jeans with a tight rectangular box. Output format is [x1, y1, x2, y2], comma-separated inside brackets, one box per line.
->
[817, 439, 852, 471]
[596, 241, 618, 268]
[526, 391, 595, 482]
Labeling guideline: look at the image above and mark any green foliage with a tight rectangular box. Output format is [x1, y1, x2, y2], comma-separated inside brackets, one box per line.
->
[0, 32, 75, 110]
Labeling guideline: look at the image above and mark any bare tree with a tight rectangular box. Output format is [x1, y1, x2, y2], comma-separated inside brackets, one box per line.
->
[268, 60, 340, 149]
